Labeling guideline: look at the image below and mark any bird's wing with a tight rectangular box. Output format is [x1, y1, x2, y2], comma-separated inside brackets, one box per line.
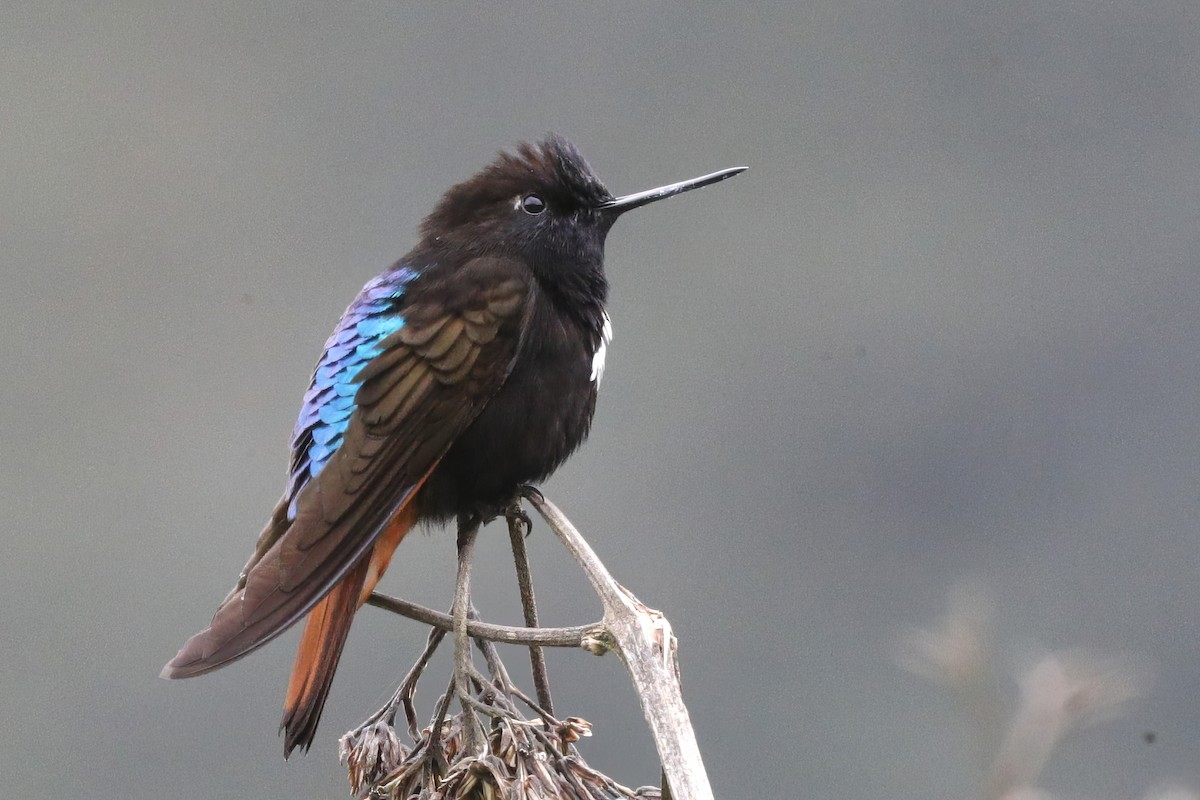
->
[163, 257, 532, 677]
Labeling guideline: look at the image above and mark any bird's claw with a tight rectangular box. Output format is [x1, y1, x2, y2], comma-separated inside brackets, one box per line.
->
[504, 503, 534, 538]
[518, 484, 544, 504]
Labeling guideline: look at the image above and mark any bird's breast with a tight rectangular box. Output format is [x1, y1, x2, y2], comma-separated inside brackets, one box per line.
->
[418, 298, 607, 519]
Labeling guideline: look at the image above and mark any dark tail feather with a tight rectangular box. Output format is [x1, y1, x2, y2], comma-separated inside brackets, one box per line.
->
[279, 502, 419, 756]
[280, 555, 369, 757]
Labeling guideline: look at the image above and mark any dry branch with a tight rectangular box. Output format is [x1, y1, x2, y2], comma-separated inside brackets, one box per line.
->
[346, 490, 714, 800]
[521, 488, 713, 800]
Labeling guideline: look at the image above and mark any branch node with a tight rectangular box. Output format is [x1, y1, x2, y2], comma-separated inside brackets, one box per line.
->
[581, 626, 616, 657]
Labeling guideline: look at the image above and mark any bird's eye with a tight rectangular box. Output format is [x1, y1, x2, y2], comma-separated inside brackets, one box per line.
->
[520, 194, 546, 215]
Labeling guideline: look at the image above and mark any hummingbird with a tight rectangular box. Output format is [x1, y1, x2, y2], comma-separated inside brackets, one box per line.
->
[162, 135, 745, 756]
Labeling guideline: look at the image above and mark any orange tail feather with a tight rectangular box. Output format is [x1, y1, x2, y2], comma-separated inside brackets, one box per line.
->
[280, 503, 418, 756]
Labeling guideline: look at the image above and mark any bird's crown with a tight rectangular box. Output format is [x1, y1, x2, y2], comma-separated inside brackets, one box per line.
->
[420, 135, 612, 241]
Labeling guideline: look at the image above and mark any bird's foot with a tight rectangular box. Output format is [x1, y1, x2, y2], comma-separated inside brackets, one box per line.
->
[504, 499, 533, 538]
[518, 484, 544, 504]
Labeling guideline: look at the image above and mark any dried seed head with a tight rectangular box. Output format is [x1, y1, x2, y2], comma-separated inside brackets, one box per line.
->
[557, 716, 593, 743]
[339, 721, 407, 798]
[360, 707, 644, 800]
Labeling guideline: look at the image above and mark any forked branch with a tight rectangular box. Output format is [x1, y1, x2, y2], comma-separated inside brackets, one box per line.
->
[520, 488, 714, 800]
[354, 490, 713, 800]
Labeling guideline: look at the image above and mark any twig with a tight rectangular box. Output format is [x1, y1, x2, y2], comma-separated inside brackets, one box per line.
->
[468, 605, 512, 696]
[507, 682, 559, 728]
[425, 673, 457, 773]
[521, 487, 714, 800]
[368, 624, 446, 740]
[505, 497, 555, 715]
[365, 592, 594, 647]
[452, 515, 483, 754]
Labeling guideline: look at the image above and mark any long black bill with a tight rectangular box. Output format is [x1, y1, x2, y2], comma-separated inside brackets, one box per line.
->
[600, 165, 747, 216]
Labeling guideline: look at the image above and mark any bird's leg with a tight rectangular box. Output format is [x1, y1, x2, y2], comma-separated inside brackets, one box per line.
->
[505, 495, 554, 715]
[452, 513, 483, 754]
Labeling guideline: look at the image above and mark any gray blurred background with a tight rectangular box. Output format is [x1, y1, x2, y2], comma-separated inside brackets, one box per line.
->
[4, 2, 1199, 798]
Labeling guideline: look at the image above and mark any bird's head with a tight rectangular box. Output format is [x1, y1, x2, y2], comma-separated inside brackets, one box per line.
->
[418, 135, 745, 304]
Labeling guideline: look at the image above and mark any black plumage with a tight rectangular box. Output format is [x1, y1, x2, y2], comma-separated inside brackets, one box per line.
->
[162, 135, 744, 755]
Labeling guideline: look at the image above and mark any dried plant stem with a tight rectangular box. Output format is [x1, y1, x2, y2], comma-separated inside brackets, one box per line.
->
[521, 487, 714, 800]
[468, 606, 509, 691]
[452, 516, 482, 754]
[505, 498, 555, 715]
[366, 592, 593, 646]
[370, 624, 446, 740]
[349, 491, 712, 800]
[425, 672, 457, 772]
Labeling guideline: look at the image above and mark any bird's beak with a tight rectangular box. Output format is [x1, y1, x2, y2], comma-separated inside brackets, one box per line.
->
[599, 165, 747, 216]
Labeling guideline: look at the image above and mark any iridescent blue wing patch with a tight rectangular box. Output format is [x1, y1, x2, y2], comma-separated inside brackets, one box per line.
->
[287, 266, 417, 516]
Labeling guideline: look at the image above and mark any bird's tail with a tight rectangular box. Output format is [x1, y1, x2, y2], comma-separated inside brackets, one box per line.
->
[280, 503, 418, 757]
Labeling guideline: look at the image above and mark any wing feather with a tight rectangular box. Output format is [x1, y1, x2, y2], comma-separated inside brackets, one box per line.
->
[162, 258, 532, 678]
